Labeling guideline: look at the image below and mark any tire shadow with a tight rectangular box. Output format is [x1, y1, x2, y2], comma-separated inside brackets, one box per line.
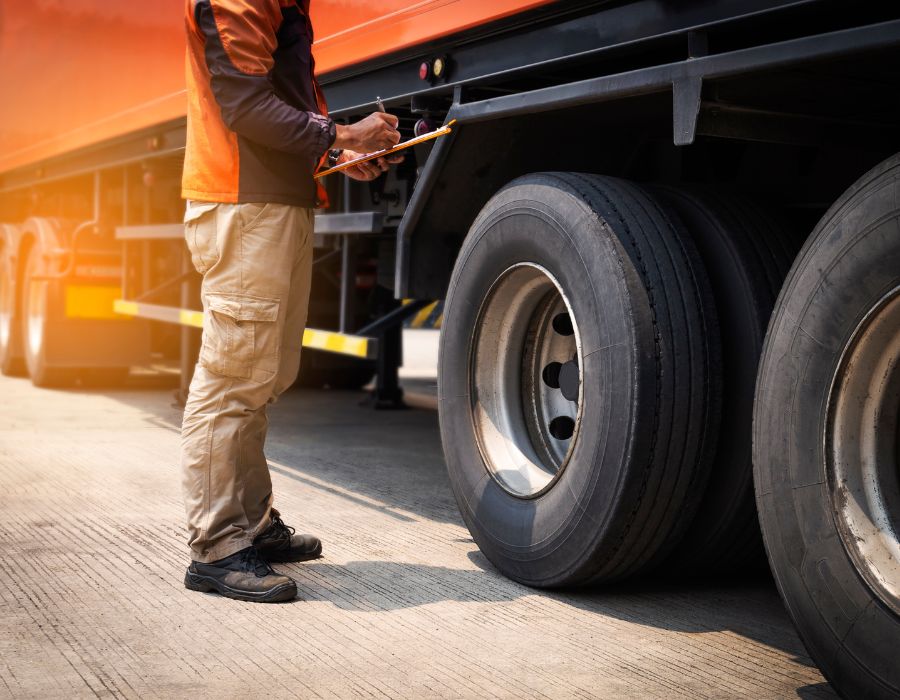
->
[466, 548, 836, 693]
[280, 552, 835, 695]
[285, 559, 522, 611]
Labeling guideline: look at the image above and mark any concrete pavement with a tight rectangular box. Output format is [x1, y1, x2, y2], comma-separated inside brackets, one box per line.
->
[0, 372, 834, 699]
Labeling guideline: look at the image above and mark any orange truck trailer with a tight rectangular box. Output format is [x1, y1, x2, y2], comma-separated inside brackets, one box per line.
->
[2, 3, 899, 696]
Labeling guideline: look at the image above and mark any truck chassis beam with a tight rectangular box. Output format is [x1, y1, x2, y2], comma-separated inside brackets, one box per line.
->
[397, 17, 900, 297]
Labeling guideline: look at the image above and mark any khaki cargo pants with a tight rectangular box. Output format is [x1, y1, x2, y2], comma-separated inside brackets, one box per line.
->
[181, 200, 313, 563]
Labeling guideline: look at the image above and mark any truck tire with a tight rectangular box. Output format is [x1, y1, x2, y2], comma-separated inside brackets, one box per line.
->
[753, 153, 900, 699]
[0, 224, 26, 376]
[654, 189, 795, 574]
[21, 242, 77, 387]
[439, 172, 720, 586]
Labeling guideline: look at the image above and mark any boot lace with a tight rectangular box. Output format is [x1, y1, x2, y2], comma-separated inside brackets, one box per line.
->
[270, 513, 295, 543]
[239, 547, 274, 577]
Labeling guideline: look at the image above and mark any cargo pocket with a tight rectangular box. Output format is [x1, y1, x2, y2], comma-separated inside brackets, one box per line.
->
[184, 202, 219, 275]
[199, 293, 281, 382]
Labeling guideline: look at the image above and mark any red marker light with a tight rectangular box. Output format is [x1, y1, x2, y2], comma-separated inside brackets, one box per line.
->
[419, 61, 431, 81]
[414, 118, 435, 137]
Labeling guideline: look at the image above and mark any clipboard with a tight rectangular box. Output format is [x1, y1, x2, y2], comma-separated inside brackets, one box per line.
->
[315, 119, 457, 179]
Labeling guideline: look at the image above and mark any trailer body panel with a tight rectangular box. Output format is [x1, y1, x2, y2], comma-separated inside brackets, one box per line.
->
[0, 0, 553, 177]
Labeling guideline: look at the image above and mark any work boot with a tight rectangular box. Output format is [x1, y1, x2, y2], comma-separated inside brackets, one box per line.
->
[253, 511, 322, 563]
[184, 546, 297, 603]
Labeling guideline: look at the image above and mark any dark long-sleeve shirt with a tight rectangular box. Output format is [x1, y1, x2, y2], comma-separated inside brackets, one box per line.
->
[182, 0, 335, 206]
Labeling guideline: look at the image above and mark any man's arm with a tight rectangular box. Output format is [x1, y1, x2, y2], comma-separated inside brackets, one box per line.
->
[195, 0, 334, 160]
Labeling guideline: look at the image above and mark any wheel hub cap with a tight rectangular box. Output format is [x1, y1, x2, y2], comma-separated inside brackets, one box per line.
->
[469, 263, 583, 498]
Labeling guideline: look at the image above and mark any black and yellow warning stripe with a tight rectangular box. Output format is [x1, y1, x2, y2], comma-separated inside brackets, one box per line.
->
[403, 300, 443, 329]
[113, 299, 377, 360]
[113, 300, 204, 328]
[300, 328, 373, 359]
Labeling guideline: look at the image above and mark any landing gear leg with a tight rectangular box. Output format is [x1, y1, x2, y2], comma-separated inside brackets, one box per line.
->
[369, 298, 405, 409]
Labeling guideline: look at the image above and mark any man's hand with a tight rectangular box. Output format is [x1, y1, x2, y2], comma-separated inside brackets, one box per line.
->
[340, 151, 404, 182]
[333, 113, 401, 153]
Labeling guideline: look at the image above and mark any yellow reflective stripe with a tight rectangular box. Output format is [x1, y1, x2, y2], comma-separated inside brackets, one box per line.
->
[302, 328, 370, 358]
[115, 299, 372, 358]
[433, 313, 443, 329]
[66, 286, 123, 320]
[178, 309, 205, 328]
[113, 299, 139, 317]
[410, 301, 437, 328]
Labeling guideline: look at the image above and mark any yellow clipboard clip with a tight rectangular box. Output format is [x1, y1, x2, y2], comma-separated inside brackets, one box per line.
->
[315, 119, 457, 179]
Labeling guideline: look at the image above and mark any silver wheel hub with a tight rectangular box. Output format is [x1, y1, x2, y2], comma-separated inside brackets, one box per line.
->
[469, 263, 583, 498]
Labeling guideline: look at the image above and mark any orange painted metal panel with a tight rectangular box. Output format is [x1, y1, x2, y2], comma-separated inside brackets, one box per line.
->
[0, 1, 186, 176]
[0, 0, 553, 177]
[310, 0, 554, 72]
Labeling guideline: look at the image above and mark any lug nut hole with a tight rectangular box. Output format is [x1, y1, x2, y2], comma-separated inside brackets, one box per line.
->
[542, 362, 562, 388]
[549, 416, 575, 440]
[552, 312, 574, 336]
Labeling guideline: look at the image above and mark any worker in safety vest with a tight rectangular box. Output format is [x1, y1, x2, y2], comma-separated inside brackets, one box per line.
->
[180, 0, 401, 602]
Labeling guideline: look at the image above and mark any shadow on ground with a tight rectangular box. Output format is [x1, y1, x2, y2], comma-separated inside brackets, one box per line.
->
[273, 553, 835, 697]
[104, 378, 460, 524]
[61, 375, 835, 698]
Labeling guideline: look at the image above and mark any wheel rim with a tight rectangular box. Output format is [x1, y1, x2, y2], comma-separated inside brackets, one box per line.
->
[827, 284, 900, 614]
[469, 263, 583, 498]
[26, 263, 46, 361]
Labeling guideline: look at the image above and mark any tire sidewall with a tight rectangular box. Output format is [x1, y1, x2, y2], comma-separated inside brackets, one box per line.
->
[0, 248, 21, 371]
[21, 243, 53, 385]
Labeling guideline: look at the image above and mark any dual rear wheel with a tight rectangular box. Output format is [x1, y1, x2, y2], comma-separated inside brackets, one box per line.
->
[1, 221, 132, 387]
[439, 160, 900, 698]
[440, 172, 790, 585]
[439, 172, 801, 585]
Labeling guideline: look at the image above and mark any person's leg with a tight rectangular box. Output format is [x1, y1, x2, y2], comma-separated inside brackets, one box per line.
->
[241, 207, 314, 530]
[272, 208, 315, 402]
[181, 201, 305, 564]
[250, 208, 323, 563]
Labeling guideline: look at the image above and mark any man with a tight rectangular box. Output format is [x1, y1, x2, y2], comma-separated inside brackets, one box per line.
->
[180, 0, 401, 603]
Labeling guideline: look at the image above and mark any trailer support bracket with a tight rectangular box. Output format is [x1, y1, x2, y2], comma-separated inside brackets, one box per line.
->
[673, 76, 702, 146]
